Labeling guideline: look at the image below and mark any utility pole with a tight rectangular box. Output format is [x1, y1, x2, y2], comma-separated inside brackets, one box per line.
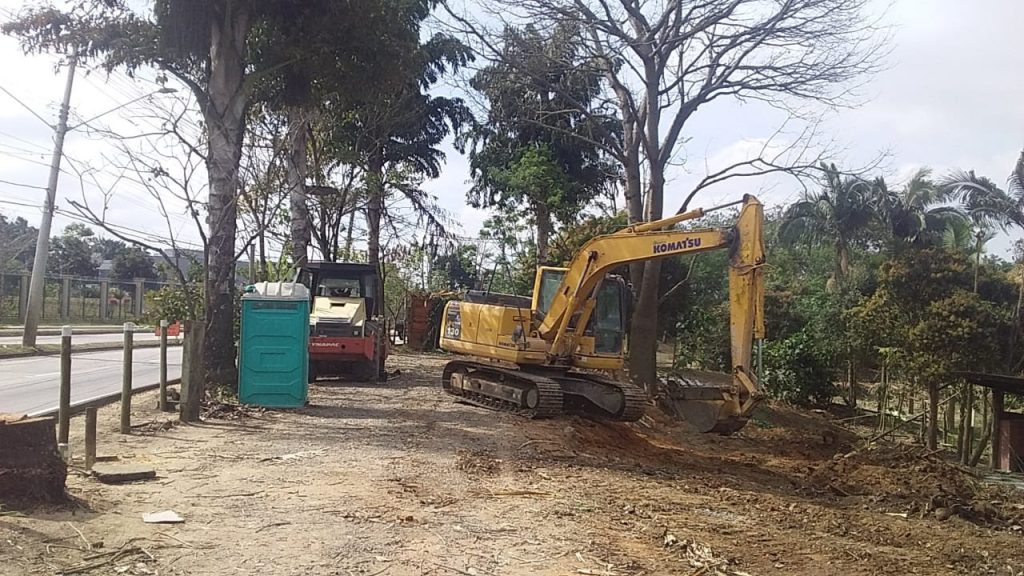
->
[22, 53, 78, 348]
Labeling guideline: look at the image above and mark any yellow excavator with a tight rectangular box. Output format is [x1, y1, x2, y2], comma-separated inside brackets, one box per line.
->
[439, 195, 765, 434]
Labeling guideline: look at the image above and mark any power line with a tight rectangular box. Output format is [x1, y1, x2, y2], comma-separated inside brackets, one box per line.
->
[0, 198, 42, 209]
[0, 178, 46, 190]
[0, 129, 51, 152]
[0, 84, 54, 128]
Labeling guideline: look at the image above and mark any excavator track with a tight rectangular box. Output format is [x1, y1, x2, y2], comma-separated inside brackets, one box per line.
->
[563, 372, 646, 422]
[442, 361, 562, 419]
[441, 360, 647, 423]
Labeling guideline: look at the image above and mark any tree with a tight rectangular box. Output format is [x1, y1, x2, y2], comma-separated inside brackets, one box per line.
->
[249, 1, 434, 269]
[780, 164, 876, 287]
[849, 249, 1008, 450]
[870, 168, 968, 249]
[4, 0, 431, 389]
[342, 27, 473, 308]
[461, 23, 619, 262]
[111, 246, 157, 280]
[941, 152, 1024, 232]
[93, 237, 128, 260]
[446, 0, 886, 388]
[48, 224, 97, 277]
[431, 244, 481, 291]
[0, 213, 38, 272]
[5, 0, 258, 388]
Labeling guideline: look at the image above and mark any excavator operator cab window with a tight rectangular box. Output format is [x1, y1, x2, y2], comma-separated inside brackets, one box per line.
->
[534, 268, 567, 320]
[586, 279, 626, 354]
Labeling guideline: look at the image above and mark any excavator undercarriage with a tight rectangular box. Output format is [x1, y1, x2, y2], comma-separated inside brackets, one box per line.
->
[442, 361, 646, 421]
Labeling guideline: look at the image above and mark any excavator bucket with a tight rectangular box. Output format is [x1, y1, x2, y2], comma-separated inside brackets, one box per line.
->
[657, 369, 751, 434]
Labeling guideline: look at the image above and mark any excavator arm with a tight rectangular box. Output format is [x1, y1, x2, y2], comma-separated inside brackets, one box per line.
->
[536, 195, 766, 433]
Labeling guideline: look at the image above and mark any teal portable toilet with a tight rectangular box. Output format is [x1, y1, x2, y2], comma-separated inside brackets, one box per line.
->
[239, 282, 310, 408]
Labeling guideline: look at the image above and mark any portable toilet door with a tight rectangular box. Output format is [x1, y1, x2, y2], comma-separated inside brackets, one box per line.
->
[239, 282, 310, 408]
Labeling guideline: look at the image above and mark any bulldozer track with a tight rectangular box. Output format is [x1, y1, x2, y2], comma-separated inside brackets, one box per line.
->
[442, 361, 562, 419]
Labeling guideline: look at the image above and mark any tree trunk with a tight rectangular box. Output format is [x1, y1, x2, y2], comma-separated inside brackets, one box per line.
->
[877, 362, 887, 432]
[945, 395, 956, 445]
[627, 167, 665, 393]
[957, 382, 969, 459]
[0, 416, 66, 504]
[623, 138, 644, 296]
[926, 380, 939, 450]
[835, 241, 850, 286]
[535, 201, 552, 264]
[258, 232, 267, 282]
[365, 154, 385, 307]
[844, 357, 858, 408]
[344, 206, 357, 259]
[961, 382, 975, 465]
[287, 106, 310, 270]
[201, 6, 250, 390]
[992, 390, 1004, 469]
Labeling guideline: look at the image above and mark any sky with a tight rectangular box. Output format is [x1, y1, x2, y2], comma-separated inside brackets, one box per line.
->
[0, 0, 1021, 258]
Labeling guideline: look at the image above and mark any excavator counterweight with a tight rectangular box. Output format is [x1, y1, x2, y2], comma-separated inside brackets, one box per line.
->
[438, 195, 766, 434]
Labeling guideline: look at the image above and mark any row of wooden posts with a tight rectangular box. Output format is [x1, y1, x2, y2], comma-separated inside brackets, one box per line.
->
[55, 321, 178, 468]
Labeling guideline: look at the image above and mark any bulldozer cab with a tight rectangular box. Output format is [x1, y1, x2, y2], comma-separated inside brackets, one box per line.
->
[532, 267, 628, 355]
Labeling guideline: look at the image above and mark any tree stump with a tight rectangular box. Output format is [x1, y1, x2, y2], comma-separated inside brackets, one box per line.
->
[0, 414, 67, 505]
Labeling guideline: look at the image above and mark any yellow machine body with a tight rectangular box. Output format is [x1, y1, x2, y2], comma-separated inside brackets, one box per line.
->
[439, 195, 766, 433]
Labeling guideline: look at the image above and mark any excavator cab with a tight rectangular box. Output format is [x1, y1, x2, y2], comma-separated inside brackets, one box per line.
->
[532, 267, 628, 366]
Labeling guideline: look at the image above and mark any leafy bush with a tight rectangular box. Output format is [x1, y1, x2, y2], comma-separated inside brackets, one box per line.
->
[145, 284, 202, 325]
[762, 330, 835, 406]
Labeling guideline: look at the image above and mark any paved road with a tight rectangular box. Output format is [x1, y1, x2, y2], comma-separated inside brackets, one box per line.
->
[0, 332, 164, 346]
[0, 347, 183, 416]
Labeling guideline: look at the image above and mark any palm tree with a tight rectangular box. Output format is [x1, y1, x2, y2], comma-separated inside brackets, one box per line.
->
[871, 168, 969, 248]
[940, 163, 1024, 231]
[780, 163, 876, 286]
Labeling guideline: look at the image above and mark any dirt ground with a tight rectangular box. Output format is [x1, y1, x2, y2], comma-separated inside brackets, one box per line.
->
[3, 351, 1024, 576]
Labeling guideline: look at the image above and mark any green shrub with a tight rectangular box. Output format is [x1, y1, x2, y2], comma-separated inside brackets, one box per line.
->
[763, 330, 835, 406]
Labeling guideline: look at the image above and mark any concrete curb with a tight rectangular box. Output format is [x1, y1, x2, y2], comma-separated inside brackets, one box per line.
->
[29, 378, 183, 419]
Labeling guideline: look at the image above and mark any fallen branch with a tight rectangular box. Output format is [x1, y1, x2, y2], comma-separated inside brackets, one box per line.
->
[66, 522, 91, 551]
[255, 521, 292, 533]
[58, 547, 142, 574]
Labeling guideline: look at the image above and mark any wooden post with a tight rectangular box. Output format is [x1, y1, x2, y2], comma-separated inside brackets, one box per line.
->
[84, 407, 97, 470]
[159, 319, 169, 411]
[119, 323, 134, 434]
[179, 320, 204, 422]
[992, 389, 1004, 469]
[57, 326, 72, 444]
